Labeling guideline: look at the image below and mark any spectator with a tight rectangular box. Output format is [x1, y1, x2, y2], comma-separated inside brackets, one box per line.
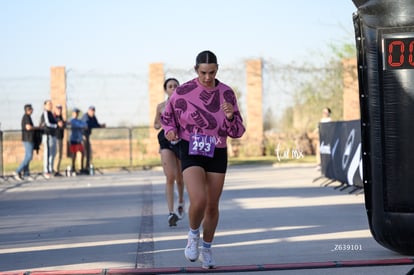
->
[39, 100, 63, 179]
[68, 108, 87, 173]
[13, 104, 35, 181]
[316, 107, 332, 170]
[320, 107, 332, 123]
[53, 104, 66, 176]
[81, 105, 105, 174]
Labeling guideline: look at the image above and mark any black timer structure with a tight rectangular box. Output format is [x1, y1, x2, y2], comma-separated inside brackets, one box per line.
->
[353, 0, 414, 255]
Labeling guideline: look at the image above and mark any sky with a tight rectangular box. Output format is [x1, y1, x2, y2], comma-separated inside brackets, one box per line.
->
[0, 0, 359, 130]
[0, 0, 358, 77]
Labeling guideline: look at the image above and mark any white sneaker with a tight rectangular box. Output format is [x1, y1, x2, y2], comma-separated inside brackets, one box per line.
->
[199, 247, 216, 269]
[184, 231, 200, 262]
[177, 201, 185, 219]
[12, 172, 22, 181]
[25, 176, 35, 181]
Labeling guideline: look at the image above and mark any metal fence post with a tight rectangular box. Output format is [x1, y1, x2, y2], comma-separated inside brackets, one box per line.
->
[0, 130, 3, 177]
[129, 127, 133, 167]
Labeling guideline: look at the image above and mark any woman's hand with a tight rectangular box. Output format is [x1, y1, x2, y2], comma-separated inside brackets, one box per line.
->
[221, 101, 234, 120]
[165, 130, 179, 142]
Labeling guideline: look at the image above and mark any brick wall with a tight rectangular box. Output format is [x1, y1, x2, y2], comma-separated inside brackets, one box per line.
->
[343, 58, 360, 120]
[148, 63, 164, 157]
[50, 66, 67, 120]
[244, 59, 264, 156]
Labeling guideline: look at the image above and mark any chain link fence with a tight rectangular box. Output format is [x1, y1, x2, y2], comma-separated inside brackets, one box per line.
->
[0, 59, 336, 177]
[0, 59, 298, 131]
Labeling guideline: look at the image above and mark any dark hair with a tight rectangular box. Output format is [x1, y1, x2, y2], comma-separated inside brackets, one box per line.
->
[195, 50, 217, 67]
[24, 104, 32, 111]
[163, 78, 179, 91]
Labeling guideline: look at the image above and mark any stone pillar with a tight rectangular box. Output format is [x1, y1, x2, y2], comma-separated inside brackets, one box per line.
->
[50, 67, 67, 120]
[245, 59, 264, 156]
[148, 63, 165, 157]
[343, 58, 360, 120]
[50, 66, 68, 160]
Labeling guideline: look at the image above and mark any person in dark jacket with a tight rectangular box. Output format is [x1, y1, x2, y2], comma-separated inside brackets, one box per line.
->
[81, 105, 105, 173]
[13, 104, 35, 181]
[53, 104, 66, 176]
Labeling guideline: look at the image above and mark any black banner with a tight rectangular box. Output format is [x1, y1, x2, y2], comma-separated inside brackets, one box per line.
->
[319, 120, 363, 187]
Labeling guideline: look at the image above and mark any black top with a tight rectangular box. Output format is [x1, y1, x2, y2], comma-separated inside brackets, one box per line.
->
[55, 114, 65, 140]
[40, 110, 57, 136]
[82, 113, 101, 136]
[21, 114, 34, 142]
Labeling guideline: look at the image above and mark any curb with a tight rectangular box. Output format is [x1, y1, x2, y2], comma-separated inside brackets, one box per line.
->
[2, 258, 413, 275]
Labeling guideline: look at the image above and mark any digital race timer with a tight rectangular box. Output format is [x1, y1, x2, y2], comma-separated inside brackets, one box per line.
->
[382, 33, 414, 70]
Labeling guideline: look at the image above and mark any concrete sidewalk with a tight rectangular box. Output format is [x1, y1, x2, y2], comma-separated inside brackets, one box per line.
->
[0, 164, 413, 274]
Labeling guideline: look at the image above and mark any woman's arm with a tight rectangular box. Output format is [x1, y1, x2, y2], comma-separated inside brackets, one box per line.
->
[153, 102, 163, 130]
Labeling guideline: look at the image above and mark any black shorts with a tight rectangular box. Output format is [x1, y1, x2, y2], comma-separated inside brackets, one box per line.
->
[179, 139, 228, 173]
[157, 130, 180, 159]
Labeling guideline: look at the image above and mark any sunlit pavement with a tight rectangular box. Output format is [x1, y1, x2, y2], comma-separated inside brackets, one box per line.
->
[0, 164, 413, 274]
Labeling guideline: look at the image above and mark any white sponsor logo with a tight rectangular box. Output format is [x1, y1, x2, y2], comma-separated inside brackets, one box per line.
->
[320, 141, 331, 155]
[342, 129, 355, 170]
[347, 143, 363, 186]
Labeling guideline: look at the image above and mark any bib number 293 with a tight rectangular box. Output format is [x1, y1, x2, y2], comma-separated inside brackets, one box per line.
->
[189, 134, 215, 158]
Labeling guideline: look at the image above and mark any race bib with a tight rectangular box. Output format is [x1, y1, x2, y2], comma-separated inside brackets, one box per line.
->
[189, 133, 216, 158]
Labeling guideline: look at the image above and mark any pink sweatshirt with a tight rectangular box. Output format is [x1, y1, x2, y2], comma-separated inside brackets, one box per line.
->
[161, 78, 245, 148]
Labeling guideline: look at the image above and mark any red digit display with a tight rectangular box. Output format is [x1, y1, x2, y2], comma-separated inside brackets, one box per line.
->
[383, 35, 414, 70]
[409, 41, 414, 66]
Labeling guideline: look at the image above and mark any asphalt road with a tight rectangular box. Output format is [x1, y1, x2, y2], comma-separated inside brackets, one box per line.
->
[0, 164, 413, 274]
